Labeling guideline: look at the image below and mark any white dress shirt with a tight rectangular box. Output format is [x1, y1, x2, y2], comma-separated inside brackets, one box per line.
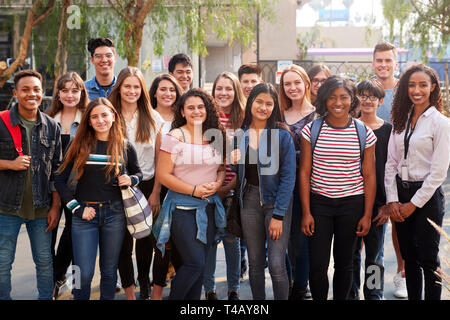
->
[384, 106, 450, 208]
[124, 109, 164, 181]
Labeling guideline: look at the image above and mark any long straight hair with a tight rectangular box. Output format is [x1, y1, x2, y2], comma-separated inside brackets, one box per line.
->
[212, 72, 246, 130]
[108, 67, 156, 143]
[278, 64, 311, 114]
[58, 98, 125, 182]
[46, 72, 89, 117]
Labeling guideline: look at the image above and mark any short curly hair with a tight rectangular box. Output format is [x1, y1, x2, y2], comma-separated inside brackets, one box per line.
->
[315, 75, 359, 117]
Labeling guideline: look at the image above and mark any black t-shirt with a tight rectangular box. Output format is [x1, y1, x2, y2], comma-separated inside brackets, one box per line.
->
[373, 121, 392, 208]
[245, 146, 259, 186]
[55, 140, 142, 204]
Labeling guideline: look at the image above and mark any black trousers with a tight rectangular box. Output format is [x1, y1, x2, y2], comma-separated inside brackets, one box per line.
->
[308, 193, 364, 300]
[395, 176, 445, 300]
[117, 179, 182, 288]
[52, 206, 73, 283]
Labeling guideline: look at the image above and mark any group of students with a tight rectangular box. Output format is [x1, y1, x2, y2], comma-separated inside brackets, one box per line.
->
[0, 38, 448, 301]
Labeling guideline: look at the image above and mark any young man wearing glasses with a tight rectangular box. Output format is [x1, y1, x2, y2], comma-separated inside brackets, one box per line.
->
[85, 37, 117, 99]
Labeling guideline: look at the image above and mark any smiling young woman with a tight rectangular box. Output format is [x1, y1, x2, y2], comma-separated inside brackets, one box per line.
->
[299, 76, 377, 300]
[384, 64, 450, 300]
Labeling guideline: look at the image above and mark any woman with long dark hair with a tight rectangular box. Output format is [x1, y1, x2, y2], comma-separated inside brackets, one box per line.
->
[108, 67, 164, 299]
[384, 64, 450, 300]
[231, 83, 296, 300]
[153, 88, 227, 300]
[54, 98, 142, 300]
[299, 76, 377, 300]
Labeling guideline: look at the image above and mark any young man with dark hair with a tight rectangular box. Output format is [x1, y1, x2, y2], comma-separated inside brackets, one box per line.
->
[85, 37, 117, 99]
[238, 64, 262, 98]
[168, 53, 193, 93]
[0, 70, 62, 300]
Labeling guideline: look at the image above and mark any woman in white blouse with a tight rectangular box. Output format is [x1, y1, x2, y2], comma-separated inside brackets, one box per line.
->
[384, 64, 450, 300]
[108, 67, 164, 299]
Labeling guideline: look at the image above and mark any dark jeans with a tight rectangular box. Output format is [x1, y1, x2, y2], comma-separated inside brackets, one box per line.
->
[350, 209, 386, 300]
[308, 193, 364, 300]
[52, 207, 73, 283]
[169, 204, 216, 300]
[395, 176, 445, 300]
[71, 200, 125, 300]
[289, 180, 310, 289]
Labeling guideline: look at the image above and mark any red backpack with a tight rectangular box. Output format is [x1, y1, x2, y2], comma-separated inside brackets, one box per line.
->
[0, 110, 23, 156]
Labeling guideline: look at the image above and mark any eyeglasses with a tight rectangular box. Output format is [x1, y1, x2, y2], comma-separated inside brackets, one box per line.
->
[93, 53, 114, 60]
[312, 78, 327, 85]
[358, 95, 379, 102]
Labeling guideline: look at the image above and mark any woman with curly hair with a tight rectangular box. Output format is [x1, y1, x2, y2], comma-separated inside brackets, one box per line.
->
[384, 64, 450, 300]
[153, 88, 227, 300]
[299, 75, 377, 300]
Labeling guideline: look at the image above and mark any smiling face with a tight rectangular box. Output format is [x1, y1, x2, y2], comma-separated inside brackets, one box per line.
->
[251, 92, 274, 123]
[181, 96, 207, 126]
[326, 87, 352, 121]
[311, 70, 328, 97]
[89, 104, 115, 136]
[119, 76, 142, 105]
[240, 73, 262, 98]
[91, 46, 116, 78]
[372, 50, 398, 81]
[408, 71, 436, 108]
[282, 71, 306, 102]
[171, 63, 193, 92]
[214, 77, 235, 111]
[154, 79, 177, 109]
[358, 90, 383, 116]
[13, 76, 43, 113]
[59, 80, 82, 109]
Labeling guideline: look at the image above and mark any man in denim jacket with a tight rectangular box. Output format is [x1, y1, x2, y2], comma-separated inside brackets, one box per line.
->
[0, 70, 62, 300]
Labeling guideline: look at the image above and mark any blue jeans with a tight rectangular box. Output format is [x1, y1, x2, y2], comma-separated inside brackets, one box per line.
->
[169, 204, 216, 300]
[0, 214, 53, 300]
[71, 200, 125, 300]
[203, 229, 241, 293]
[350, 210, 386, 300]
[289, 181, 310, 289]
[241, 184, 292, 300]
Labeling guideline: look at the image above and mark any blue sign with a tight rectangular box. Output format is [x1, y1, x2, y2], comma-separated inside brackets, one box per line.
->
[319, 9, 349, 22]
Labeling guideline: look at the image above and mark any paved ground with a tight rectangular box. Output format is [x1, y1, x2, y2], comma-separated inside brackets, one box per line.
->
[8, 169, 450, 300]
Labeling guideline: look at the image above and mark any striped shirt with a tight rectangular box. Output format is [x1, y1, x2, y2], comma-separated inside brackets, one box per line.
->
[301, 118, 377, 198]
[219, 112, 236, 186]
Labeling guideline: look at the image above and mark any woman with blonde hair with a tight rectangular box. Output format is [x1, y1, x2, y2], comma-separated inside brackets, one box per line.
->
[279, 64, 315, 299]
[108, 66, 164, 299]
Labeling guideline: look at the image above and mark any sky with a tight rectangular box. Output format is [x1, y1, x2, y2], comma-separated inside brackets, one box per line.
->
[297, 0, 385, 28]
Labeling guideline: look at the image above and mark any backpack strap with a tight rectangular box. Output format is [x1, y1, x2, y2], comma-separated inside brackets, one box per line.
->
[353, 118, 367, 162]
[0, 110, 23, 156]
[310, 116, 324, 154]
[177, 127, 186, 142]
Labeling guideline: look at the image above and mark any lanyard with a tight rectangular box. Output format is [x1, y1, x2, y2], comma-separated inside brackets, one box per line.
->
[403, 105, 431, 159]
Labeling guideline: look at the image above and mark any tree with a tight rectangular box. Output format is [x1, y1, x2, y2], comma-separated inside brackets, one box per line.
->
[0, 0, 56, 88]
[382, 0, 411, 48]
[102, 0, 276, 66]
[409, 0, 449, 60]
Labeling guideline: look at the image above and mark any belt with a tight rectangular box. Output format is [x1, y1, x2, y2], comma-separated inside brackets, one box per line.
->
[396, 175, 423, 189]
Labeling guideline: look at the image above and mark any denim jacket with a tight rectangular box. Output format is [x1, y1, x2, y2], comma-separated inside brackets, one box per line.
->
[231, 126, 296, 217]
[84, 75, 116, 100]
[53, 109, 82, 137]
[0, 104, 62, 213]
[152, 191, 226, 256]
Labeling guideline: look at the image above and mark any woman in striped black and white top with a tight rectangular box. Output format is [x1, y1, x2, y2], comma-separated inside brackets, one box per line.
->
[299, 76, 377, 300]
[54, 97, 142, 300]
